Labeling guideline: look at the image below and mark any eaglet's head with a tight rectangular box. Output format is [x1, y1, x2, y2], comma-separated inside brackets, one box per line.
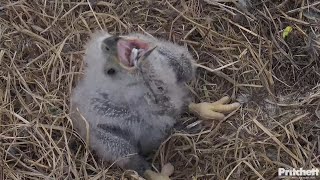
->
[84, 31, 160, 77]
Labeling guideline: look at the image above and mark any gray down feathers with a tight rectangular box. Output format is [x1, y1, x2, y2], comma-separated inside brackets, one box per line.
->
[70, 31, 195, 175]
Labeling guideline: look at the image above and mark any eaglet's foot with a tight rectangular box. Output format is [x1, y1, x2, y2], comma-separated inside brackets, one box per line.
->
[188, 96, 240, 120]
[144, 163, 174, 180]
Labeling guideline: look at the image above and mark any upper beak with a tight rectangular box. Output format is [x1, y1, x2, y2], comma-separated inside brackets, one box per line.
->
[136, 46, 157, 64]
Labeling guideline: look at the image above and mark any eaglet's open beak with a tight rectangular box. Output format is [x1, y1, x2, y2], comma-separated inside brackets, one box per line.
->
[102, 35, 156, 71]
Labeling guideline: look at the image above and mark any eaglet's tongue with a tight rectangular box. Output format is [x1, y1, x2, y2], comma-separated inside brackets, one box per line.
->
[117, 39, 149, 67]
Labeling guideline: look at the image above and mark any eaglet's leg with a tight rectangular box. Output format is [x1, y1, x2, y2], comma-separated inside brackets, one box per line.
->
[188, 96, 240, 120]
[94, 125, 172, 180]
[91, 127, 151, 176]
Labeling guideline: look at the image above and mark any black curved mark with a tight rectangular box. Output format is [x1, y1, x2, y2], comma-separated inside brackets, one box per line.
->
[91, 93, 141, 122]
[97, 123, 135, 143]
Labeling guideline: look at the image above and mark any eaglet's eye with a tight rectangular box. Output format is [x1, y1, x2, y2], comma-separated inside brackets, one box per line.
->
[158, 86, 164, 91]
[105, 68, 116, 75]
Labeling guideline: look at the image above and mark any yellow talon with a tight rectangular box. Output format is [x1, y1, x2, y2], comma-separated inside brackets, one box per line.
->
[144, 170, 171, 180]
[189, 96, 240, 120]
[144, 163, 174, 180]
[161, 163, 174, 176]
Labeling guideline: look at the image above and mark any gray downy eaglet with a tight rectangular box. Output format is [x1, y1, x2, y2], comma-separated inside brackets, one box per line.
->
[70, 31, 240, 179]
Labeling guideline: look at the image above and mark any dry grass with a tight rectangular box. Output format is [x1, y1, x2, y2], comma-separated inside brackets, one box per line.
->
[1, 0, 319, 179]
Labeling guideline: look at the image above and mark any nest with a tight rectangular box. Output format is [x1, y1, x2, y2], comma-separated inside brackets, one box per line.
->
[1, 0, 319, 179]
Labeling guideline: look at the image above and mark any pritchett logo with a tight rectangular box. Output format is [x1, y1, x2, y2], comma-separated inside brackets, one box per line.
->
[278, 168, 319, 178]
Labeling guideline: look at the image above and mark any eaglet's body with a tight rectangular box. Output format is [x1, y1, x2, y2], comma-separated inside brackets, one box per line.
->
[70, 32, 195, 175]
